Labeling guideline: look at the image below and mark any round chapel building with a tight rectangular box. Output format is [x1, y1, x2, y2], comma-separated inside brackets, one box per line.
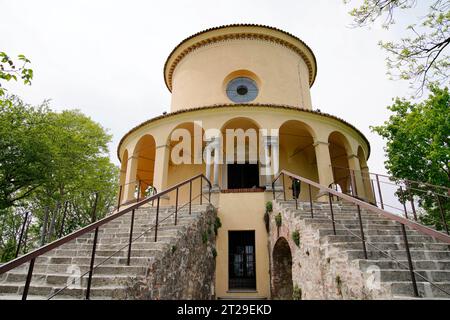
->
[117, 24, 373, 299]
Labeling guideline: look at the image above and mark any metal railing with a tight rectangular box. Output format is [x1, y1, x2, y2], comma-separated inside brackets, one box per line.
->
[0, 174, 212, 300]
[330, 166, 449, 234]
[272, 170, 450, 298]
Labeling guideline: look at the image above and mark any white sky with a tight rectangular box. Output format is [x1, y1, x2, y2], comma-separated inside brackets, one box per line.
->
[1, 0, 427, 177]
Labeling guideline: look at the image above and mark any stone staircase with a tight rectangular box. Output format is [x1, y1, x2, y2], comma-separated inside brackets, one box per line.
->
[0, 203, 211, 300]
[275, 200, 450, 299]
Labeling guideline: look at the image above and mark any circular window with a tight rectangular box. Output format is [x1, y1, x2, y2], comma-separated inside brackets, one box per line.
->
[226, 77, 258, 103]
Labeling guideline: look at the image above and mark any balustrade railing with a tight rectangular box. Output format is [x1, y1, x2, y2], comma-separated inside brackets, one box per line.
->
[0, 174, 211, 300]
[272, 170, 450, 298]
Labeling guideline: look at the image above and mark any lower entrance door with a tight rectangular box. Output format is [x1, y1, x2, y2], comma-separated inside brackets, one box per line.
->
[228, 231, 256, 290]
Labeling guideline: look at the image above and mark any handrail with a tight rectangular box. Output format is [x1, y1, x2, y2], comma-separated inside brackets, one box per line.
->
[0, 173, 211, 277]
[330, 166, 449, 234]
[47, 191, 205, 300]
[273, 170, 450, 244]
[273, 170, 450, 297]
[331, 165, 450, 193]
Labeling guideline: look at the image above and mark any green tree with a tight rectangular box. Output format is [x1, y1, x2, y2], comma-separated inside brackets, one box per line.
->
[0, 98, 119, 260]
[345, 0, 449, 95]
[371, 85, 450, 228]
[0, 52, 33, 96]
[0, 96, 53, 210]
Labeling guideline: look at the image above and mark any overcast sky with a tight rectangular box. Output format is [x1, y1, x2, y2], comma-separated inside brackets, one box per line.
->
[1, 0, 426, 176]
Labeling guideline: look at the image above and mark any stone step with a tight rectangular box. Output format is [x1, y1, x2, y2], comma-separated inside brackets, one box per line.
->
[324, 234, 439, 244]
[375, 269, 450, 283]
[357, 259, 450, 271]
[42, 246, 170, 258]
[2, 263, 146, 277]
[329, 241, 450, 252]
[307, 221, 407, 231]
[3, 272, 134, 287]
[390, 281, 450, 298]
[0, 282, 128, 299]
[318, 228, 421, 237]
[346, 249, 450, 261]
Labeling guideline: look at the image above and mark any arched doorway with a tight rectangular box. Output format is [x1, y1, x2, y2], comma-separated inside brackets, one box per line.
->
[166, 122, 206, 204]
[328, 131, 352, 194]
[279, 120, 319, 200]
[272, 237, 293, 300]
[221, 117, 261, 190]
[134, 135, 156, 198]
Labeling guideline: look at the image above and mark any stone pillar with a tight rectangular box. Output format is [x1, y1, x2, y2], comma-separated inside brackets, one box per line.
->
[204, 139, 212, 182]
[262, 135, 279, 190]
[153, 144, 170, 193]
[347, 154, 366, 200]
[313, 140, 334, 202]
[123, 155, 138, 202]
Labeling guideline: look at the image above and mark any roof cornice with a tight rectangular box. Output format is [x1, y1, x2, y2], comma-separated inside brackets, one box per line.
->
[163, 24, 318, 92]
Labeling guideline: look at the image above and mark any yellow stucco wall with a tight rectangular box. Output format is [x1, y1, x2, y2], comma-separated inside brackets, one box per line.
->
[215, 191, 271, 299]
[170, 39, 313, 111]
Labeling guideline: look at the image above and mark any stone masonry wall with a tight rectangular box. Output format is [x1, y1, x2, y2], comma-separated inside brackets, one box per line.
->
[125, 204, 217, 300]
[269, 201, 391, 299]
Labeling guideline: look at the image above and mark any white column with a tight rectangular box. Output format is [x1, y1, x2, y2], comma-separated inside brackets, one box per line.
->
[212, 137, 220, 188]
[204, 138, 212, 182]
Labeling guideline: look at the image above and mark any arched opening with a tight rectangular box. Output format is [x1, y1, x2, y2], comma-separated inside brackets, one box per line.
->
[272, 237, 293, 300]
[279, 120, 319, 200]
[119, 149, 128, 202]
[166, 122, 206, 204]
[328, 131, 352, 194]
[134, 135, 156, 198]
[221, 117, 261, 190]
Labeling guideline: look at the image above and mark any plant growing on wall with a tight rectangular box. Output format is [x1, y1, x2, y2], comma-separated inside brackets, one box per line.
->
[212, 247, 217, 259]
[213, 217, 222, 236]
[202, 231, 208, 244]
[292, 285, 302, 300]
[292, 230, 300, 247]
[264, 201, 273, 233]
[275, 213, 282, 227]
[336, 275, 343, 296]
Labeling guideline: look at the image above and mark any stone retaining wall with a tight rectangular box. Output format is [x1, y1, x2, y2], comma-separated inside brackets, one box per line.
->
[125, 204, 217, 299]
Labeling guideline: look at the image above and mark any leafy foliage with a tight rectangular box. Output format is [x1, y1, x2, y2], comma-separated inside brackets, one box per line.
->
[265, 201, 273, 213]
[0, 96, 119, 261]
[345, 0, 449, 96]
[371, 85, 449, 229]
[213, 216, 222, 236]
[0, 52, 33, 96]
